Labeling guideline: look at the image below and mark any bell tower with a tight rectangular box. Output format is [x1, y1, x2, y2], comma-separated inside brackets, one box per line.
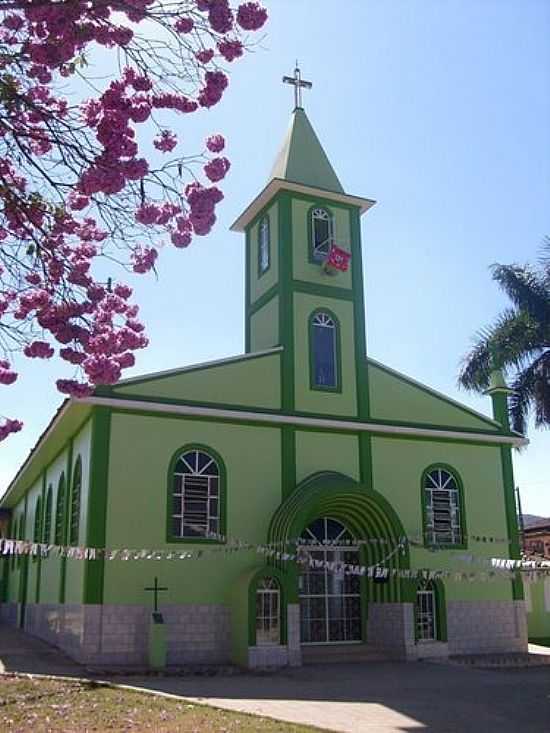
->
[231, 66, 376, 420]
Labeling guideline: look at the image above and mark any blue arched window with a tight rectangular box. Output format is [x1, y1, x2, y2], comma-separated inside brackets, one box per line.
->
[310, 310, 340, 391]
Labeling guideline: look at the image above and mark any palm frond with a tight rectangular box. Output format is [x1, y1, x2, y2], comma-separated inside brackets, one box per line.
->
[509, 350, 550, 434]
[458, 309, 546, 390]
[491, 263, 550, 325]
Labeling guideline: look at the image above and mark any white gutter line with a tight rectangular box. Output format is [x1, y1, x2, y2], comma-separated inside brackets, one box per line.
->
[82, 396, 527, 447]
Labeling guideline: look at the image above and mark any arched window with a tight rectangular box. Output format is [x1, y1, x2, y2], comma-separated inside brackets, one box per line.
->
[70, 457, 82, 546]
[256, 577, 280, 646]
[415, 581, 437, 641]
[415, 579, 446, 642]
[298, 518, 361, 643]
[32, 498, 42, 564]
[423, 467, 463, 546]
[258, 215, 270, 275]
[14, 515, 23, 570]
[310, 207, 334, 262]
[310, 310, 339, 390]
[55, 474, 66, 546]
[171, 448, 221, 540]
[43, 485, 53, 544]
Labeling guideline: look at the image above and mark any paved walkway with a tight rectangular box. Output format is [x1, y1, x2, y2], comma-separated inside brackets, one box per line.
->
[1, 624, 550, 732]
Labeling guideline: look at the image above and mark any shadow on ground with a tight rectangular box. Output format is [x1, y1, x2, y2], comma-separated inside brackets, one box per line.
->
[2, 624, 549, 733]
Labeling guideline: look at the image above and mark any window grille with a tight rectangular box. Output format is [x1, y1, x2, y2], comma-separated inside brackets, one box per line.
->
[259, 216, 270, 274]
[311, 208, 334, 261]
[416, 588, 437, 641]
[424, 468, 462, 545]
[256, 577, 280, 645]
[312, 312, 337, 389]
[172, 449, 220, 538]
[70, 458, 82, 546]
[298, 518, 361, 644]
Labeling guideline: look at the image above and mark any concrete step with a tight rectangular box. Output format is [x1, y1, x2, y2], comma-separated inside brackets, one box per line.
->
[301, 643, 391, 664]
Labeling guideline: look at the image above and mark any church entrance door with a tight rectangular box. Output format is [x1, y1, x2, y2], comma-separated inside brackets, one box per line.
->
[298, 518, 362, 644]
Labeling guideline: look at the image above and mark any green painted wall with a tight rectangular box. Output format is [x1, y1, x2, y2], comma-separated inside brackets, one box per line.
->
[371, 436, 513, 601]
[368, 363, 499, 432]
[40, 450, 67, 604]
[102, 412, 283, 605]
[250, 295, 279, 352]
[293, 292, 357, 416]
[295, 431, 360, 484]
[291, 198, 353, 289]
[526, 578, 550, 640]
[64, 419, 92, 604]
[249, 202, 279, 303]
[114, 353, 282, 410]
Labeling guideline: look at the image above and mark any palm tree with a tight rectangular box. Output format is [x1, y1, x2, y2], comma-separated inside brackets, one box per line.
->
[459, 238, 550, 434]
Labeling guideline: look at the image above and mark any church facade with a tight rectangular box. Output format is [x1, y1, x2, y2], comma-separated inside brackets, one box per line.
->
[0, 101, 529, 668]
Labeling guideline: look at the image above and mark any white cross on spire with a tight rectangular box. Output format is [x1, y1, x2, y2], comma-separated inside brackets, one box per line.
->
[282, 62, 312, 110]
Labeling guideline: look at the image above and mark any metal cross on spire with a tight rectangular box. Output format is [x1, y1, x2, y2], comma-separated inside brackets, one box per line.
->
[282, 62, 312, 110]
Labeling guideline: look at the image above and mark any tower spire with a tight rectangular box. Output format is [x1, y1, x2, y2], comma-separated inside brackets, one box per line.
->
[282, 62, 312, 110]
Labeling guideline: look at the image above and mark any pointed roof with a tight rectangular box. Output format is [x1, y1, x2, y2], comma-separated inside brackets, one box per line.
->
[269, 107, 344, 193]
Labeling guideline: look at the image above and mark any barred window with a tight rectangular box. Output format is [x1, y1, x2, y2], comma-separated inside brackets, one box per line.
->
[172, 449, 220, 539]
[424, 468, 462, 546]
[416, 587, 437, 641]
[55, 474, 66, 546]
[33, 497, 42, 543]
[311, 207, 334, 261]
[256, 577, 280, 646]
[258, 215, 270, 275]
[70, 457, 82, 546]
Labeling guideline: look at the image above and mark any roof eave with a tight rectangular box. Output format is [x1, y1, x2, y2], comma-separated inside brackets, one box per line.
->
[230, 178, 376, 233]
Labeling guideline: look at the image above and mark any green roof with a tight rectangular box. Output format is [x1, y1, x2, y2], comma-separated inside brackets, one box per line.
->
[269, 108, 344, 193]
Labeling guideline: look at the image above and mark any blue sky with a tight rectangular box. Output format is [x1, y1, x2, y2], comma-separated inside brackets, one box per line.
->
[1, 0, 549, 514]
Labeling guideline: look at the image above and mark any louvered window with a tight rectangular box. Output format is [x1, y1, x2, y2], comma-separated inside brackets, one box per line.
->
[424, 468, 462, 546]
[70, 457, 82, 546]
[55, 474, 66, 546]
[172, 449, 220, 539]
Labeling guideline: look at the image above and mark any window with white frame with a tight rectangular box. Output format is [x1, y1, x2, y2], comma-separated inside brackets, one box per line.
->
[424, 468, 462, 546]
[416, 587, 437, 641]
[311, 311, 338, 389]
[172, 449, 220, 539]
[256, 577, 280, 645]
[258, 216, 270, 275]
[311, 207, 334, 261]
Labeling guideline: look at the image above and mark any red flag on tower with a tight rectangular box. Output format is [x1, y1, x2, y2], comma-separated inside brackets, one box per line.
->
[326, 244, 352, 272]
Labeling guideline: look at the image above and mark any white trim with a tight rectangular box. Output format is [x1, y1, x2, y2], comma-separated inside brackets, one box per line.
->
[79, 396, 528, 446]
[115, 347, 283, 387]
[231, 178, 376, 232]
[367, 357, 508, 431]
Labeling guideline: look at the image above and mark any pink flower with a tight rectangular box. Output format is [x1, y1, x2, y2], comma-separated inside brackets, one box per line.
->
[59, 347, 86, 365]
[68, 192, 90, 211]
[198, 71, 228, 108]
[56, 380, 94, 398]
[196, 49, 215, 64]
[175, 17, 194, 33]
[206, 134, 225, 153]
[24, 341, 54, 358]
[114, 284, 133, 300]
[135, 203, 161, 225]
[236, 2, 268, 30]
[0, 365, 18, 385]
[131, 247, 158, 273]
[208, 1, 233, 33]
[0, 418, 23, 442]
[171, 230, 192, 248]
[204, 156, 231, 182]
[153, 130, 177, 153]
[217, 39, 243, 62]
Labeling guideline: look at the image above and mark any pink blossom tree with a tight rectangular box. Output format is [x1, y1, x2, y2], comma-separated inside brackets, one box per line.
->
[0, 0, 268, 440]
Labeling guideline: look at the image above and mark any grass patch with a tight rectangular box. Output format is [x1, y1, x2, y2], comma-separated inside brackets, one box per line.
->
[0, 676, 321, 732]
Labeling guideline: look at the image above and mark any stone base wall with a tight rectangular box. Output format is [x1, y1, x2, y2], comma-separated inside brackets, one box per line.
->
[0, 602, 18, 627]
[20, 603, 231, 667]
[447, 600, 528, 655]
[247, 604, 302, 668]
[367, 602, 415, 658]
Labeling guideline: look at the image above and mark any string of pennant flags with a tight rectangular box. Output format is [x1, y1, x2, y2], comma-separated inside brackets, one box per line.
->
[2, 532, 549, 583]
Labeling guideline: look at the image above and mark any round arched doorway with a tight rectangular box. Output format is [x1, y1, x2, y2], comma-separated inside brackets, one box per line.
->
[298, 517, 362, 644]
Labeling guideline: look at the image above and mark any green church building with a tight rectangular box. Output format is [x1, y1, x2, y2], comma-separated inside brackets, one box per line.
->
[0, 87, 529, 668]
